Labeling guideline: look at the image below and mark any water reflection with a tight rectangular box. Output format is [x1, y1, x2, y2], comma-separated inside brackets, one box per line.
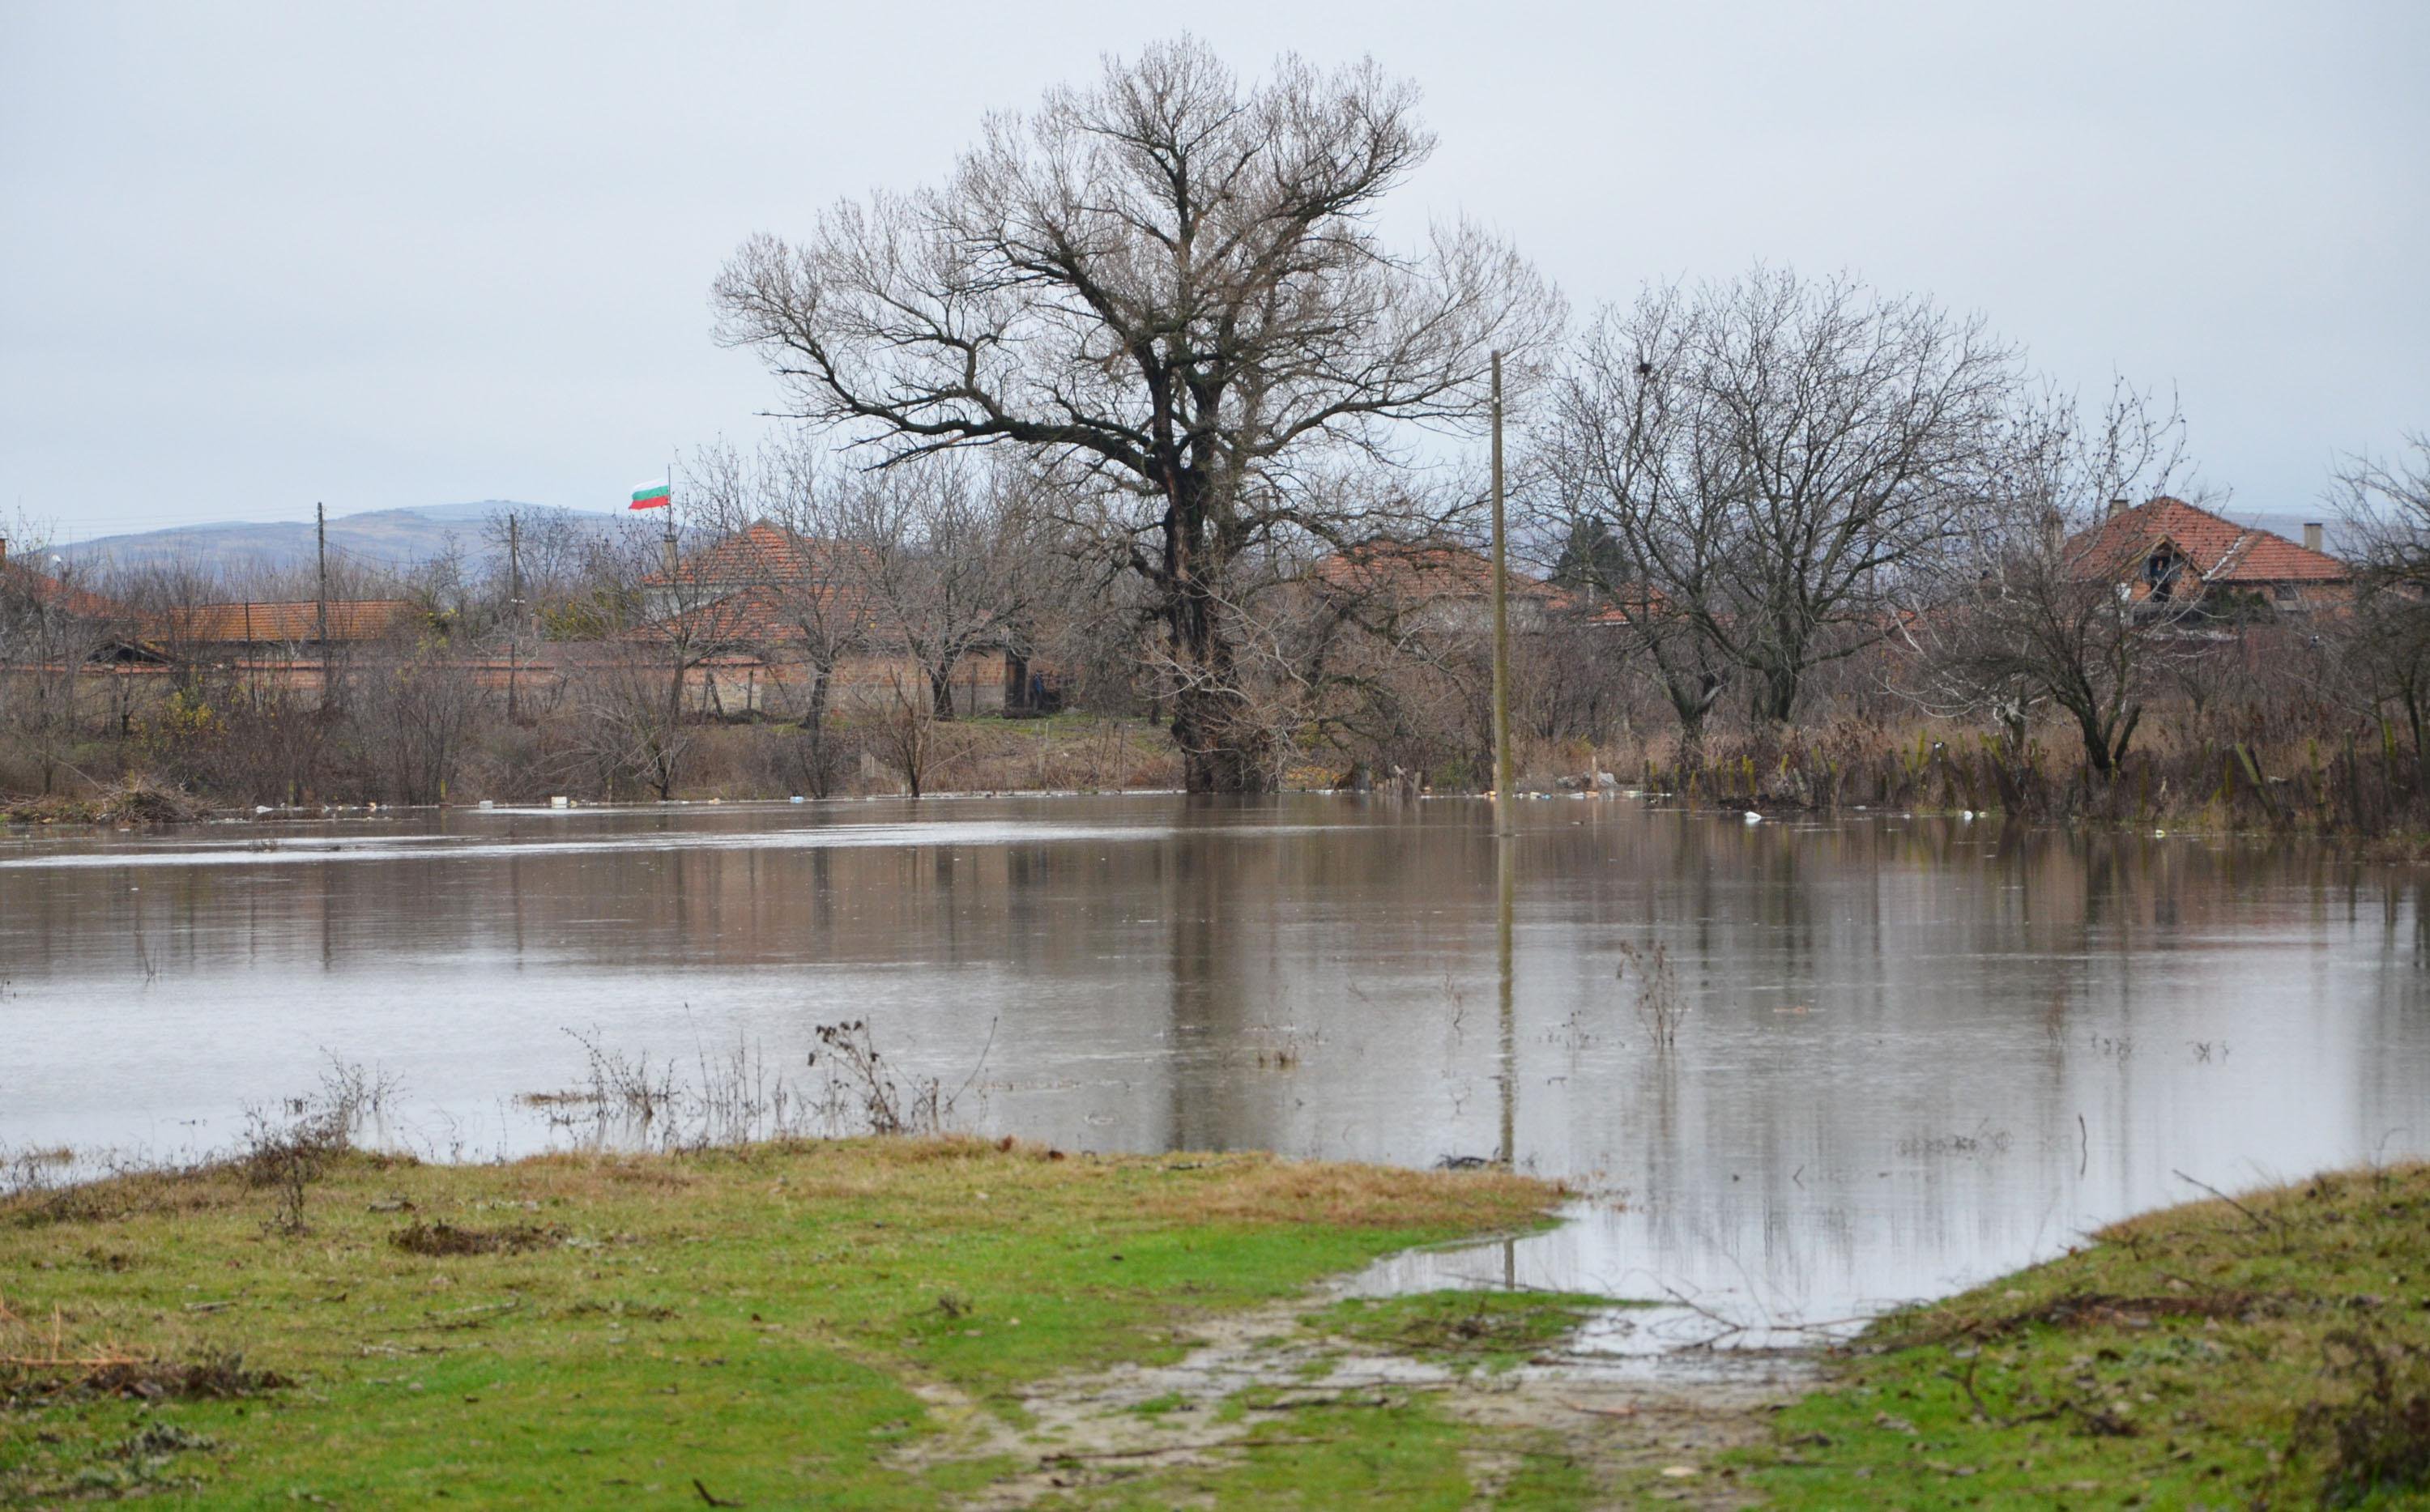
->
[2, 794, 2426, 1328]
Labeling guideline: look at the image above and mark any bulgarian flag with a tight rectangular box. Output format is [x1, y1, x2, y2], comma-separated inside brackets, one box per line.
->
[629, 479, 672, 510]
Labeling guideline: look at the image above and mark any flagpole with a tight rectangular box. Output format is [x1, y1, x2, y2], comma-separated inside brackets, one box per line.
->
[662, 453, 680, 581]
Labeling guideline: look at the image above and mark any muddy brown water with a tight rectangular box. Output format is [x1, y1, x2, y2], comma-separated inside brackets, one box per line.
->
[4, 793, 2427, 1347]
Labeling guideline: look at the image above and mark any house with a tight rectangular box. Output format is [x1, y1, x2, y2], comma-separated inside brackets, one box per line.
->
[0, 539, 135, 626]
[2064, 497, 2350, 616]
[639, 522, 872, 624]
[0, 539, 158, 670]
[1312, 540, 1561, 634]
[159, 599, 429, 651]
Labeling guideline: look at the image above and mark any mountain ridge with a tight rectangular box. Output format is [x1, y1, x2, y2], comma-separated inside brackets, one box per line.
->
[56, 502, 628, 573]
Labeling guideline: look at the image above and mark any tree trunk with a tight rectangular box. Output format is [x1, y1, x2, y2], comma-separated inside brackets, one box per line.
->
[1170, 683, 1272, 794]
[2406, 690, 2429, 807]
[927, 659, 957, 721]
[797, 665, 830, 734]
[2075, 707, 2116, 780]
[1756, 663, 1800, 723]
[1161, 475, 1272, 794]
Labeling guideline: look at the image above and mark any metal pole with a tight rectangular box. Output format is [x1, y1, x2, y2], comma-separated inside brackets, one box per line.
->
[1489, 352, 1513, 831]
[663, 456, 680, 581]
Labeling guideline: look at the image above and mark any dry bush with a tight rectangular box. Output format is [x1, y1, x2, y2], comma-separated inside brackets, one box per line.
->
[2299, 1331, 2430, 1506]
[388, 1220, 560, 1257]
[0, 1295, 289, 1405]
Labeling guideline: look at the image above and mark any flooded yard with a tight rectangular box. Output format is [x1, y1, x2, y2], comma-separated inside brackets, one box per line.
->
[4, 794, 2426, 1337]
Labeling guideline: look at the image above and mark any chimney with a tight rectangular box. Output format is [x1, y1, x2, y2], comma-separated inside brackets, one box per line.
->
[2304, 522, 2325, 554]
[0, 536, 8, 566]
[2107, 496, 2130, 520]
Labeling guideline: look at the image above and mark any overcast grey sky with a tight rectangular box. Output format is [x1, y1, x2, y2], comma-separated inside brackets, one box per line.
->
[4, 0, 2424, 539]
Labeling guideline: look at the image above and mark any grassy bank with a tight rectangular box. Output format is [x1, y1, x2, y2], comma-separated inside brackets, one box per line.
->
[0, 1138, 1560, 1506]
[1744, 1163, 2430, 1508]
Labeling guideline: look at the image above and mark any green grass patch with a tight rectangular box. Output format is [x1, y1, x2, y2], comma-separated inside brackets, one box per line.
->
[1302, 1290, 1625, 1374]
[1742, 1161, 2430, 1508]
[0, 1137, 1558, 1506]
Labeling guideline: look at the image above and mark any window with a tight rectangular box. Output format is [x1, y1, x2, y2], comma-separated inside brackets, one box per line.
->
[2273, 583, 2298, 604]
[2144, 547, 2183, 601]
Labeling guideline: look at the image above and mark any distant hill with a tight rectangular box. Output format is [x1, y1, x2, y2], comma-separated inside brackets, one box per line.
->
[62, 502, 626, 574]
[56, 499, 2353, 580]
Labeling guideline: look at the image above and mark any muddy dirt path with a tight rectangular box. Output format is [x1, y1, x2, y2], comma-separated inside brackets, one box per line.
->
[895, 1285, 1820, 1508]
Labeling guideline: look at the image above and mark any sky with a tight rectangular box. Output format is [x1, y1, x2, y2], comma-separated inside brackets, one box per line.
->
[3, 0, 2424, 540]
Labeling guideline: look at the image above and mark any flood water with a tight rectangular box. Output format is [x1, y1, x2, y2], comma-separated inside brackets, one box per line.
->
[4, 794, 2427, 1342]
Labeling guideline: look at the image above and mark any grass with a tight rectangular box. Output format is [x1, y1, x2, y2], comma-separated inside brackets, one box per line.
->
[0, 1137, 1559, 1507]
[1742, 1161, 2430, 1508]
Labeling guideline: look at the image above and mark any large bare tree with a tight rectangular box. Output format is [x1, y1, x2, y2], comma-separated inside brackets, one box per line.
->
[714, 36, 1560, 790]
[1537, 270, 2016, 725]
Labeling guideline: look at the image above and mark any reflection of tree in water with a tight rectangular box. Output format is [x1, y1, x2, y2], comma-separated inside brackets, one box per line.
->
[1162, 837, 1237, 1152]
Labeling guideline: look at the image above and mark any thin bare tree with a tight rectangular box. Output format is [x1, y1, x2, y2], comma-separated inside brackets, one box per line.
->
[838, 454, 1050, 720]
[2331, 433, 2430, 794]
[0, 526, 118, 794]
[1896, 379, 2194, 782]
[564, 520, 739, 800]
[714, 36, 1562, 790]
[684, 436, 870, 738]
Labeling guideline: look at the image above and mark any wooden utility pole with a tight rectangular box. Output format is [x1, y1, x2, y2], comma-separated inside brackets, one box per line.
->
[1490, 352, 1519, 1190]
[1489, 351, 1512, 831]
[314, 502, 329, 692]
[505, 512, 522, 722]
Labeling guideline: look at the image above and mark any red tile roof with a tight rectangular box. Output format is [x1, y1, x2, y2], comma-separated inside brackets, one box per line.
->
[2065, 497, 2347, 589]
[1313, 542, 1554, 600]
[645, 522, 875, 590]
[1, 561, 130, 621]
[627, 585, 869, 647]
[163, 600, 427, 644]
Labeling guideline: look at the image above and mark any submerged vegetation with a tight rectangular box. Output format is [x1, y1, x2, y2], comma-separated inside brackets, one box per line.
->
[1301, 1291, 1621, 1376]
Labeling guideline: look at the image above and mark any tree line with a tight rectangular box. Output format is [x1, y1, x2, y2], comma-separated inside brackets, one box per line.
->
[5, 36, 2428, 826]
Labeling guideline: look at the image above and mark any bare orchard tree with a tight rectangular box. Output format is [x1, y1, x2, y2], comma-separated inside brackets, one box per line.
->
[1897, 380, 2194, 782]
[1537, 270, 2017, 726]
[714, 36, 1562, 790]
[348, 635, 489, 805]
[838, 454, 1053, 720]
[0, 527, 118, 794]
[684, 435, 869, 737]
[562, 521, 738, 800]
[2331, 433, 2430, 794]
